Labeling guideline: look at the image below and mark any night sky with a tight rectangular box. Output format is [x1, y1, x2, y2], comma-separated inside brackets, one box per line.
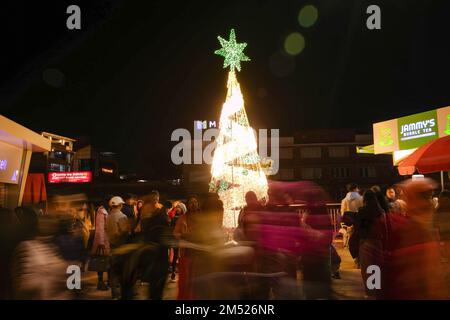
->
[1, 0, 450, 178]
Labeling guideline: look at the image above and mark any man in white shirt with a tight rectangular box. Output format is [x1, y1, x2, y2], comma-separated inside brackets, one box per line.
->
[340, 183, 363, 249]
[106, 197, 130, 247]
[106, 196, 130, 299]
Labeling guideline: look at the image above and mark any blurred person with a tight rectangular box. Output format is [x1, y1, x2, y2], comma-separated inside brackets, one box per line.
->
[235, 191, 262, 242]
[434, 190, 450, 297]
[178, 195, 227, 299]
[73, 202, 94, 271]
[10, 203, 79, 299]
[90, 195, 112, 291]
[384, 178, 447, 299]
[122, 193, 138, 233]
[77, 203, 94, 247]
[174, 195, 201, 300]
[357, 189, 387, 299]
[106, 196, 130, 299]
[301, 191, 334, 300]
[169, 201, 187, 281]
[385, 186, 404, 214]
[341, 183, 363, 215]
[134, 199, 144, 233]
[139, 190, 170, 300]
[340, 183, 363, 249]
[1, 207, 32, 298]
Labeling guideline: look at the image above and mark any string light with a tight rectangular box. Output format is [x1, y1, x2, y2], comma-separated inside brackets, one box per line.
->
[210, 29, 269, 229]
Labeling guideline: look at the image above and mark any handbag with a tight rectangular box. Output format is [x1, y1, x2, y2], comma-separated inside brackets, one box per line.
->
[88, 247, 111, 272]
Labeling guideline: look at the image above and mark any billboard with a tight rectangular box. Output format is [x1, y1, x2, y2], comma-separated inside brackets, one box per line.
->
[0, 141, 22, 184]
[48, 171, 92, 183]
[374, 106, 450, 154]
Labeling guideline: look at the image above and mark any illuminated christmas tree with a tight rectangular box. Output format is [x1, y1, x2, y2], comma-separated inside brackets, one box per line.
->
[209, 29, 269, 229]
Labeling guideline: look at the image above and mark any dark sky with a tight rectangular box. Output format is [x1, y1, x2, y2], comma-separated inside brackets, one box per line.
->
[1, 0, 450, 178]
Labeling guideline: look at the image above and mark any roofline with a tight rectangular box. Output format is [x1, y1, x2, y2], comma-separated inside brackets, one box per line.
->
[0, 115, 51, 152]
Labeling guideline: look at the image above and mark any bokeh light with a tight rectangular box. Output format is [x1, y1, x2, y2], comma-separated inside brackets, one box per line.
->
[284, 33, 305, 56]
[298, 5, 318, 28]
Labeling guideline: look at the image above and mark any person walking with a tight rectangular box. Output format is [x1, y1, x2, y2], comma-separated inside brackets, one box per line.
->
[174, 195, 201, 300]
[169, 202, 187, 281]
[340, 183, 363, 266]
[106, 196, 130, 299]
[357, 189, 387, 299]
[90, 195, 112, 291]
[140, 190, 170, 300]
[434, 190, 450, 298]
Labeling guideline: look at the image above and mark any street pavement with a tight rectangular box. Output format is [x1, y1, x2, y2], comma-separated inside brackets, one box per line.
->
[79, 240, 366, 300]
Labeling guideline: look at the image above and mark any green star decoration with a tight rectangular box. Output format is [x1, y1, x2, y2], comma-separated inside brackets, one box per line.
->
[215, 29, 250, 72]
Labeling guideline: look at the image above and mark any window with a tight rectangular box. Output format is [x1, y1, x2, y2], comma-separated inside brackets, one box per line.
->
[300, 168, 322, 180]
[300, 147, 322, 159]
[280, 168, 294, 180]
[360, 167, 376, 178]
[279, 147, 293, 159]
[328, 146, 349, 158]
[331, 167, 350, 178]
[49, 163, 66, 172]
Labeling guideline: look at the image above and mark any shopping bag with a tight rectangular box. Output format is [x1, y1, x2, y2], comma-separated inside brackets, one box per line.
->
[88, 247, 111, 272]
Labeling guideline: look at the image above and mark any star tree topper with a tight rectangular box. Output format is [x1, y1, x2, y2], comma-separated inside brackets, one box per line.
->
[215, 29, 250, 72]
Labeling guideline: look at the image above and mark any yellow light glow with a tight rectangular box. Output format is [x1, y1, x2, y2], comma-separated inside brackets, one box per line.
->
[210, 70, 269, 228]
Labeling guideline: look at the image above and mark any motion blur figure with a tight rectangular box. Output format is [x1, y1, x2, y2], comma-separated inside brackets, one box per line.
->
[357, 189, 387, 299]
[300, 190, 334, 300]
[384, 179, 447, 299]
[139, 190, 170, 300]
[434, 190, 450, 298]
[174, 195, 201, 300]
[10, 194, 86, 299]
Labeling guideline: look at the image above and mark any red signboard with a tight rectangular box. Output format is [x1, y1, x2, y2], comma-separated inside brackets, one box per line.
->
[48, 171, 92, 183]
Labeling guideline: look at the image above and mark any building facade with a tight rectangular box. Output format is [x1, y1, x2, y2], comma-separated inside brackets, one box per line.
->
[181, 129, 402, 201]
[272, 130, 402, 200]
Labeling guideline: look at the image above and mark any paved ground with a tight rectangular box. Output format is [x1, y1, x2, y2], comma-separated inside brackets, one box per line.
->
[80, 239, 366, 300]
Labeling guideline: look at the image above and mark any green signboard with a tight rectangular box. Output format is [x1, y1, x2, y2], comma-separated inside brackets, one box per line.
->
[373, 105, 450, 154]
[397, 109, 438, 150]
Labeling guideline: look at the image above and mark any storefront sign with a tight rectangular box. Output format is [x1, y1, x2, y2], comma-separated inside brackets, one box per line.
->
[0, 141, 22, 184]
[398, 110, 438, 150]
[101, 168, 114, 174]
[374, 106, 450, 154]
[48, 171, 92, 183]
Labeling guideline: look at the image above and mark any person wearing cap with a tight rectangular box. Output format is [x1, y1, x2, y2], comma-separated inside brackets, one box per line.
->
[106, 196, 130, 299]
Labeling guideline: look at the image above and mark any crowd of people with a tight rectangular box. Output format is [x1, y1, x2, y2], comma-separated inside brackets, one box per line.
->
[339, 179, 450, 299]
[1, 178, 450, 300]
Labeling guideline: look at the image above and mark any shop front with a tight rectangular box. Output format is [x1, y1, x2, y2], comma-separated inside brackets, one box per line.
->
[0, 115, 51, 209]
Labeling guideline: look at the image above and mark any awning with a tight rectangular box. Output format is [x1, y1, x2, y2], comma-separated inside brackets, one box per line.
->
[0, 115, 51, 152]
[397, 135, 450, 175]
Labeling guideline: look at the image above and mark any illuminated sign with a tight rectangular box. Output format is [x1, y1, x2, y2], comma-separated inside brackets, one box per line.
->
[398, 110, 437, 150]
[48, 171, 92, 183]
[101, 168, 114, 174]
[0, 141, 22, 184]
[374, 106, 450, 154]
[195, 120, 217, 130]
